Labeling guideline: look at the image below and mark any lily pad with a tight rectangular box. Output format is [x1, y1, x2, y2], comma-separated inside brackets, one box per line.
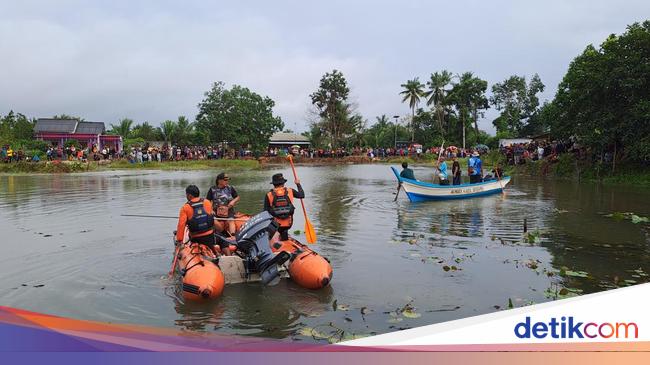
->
[564, 270, 589, 278]
[402, 309, 422, 318]
[341, 333, 371, 341]
[298, 327, 329, 339]
[524, 231, 542, 244]
[631, 215, 649, 224]
[293, 230, 302, 235]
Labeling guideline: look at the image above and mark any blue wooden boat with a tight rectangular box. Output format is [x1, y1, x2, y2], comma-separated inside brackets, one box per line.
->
[391, 166, 510, 202]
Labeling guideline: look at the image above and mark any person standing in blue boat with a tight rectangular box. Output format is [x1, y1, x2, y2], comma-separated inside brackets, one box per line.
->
[400, 161, 416, 180]
[451, 155, 461, 185]
[436, 156, 450, 185]
[468, 151, 483, 184]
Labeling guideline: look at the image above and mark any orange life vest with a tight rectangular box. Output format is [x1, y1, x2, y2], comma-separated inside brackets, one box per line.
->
[267, 187, 295, 227]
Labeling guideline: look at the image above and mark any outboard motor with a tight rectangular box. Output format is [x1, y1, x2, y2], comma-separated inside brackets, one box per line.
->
[233, 211, 290, 285]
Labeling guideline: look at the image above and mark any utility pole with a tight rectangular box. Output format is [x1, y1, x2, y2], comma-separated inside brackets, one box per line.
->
[393, 115, 399, 150]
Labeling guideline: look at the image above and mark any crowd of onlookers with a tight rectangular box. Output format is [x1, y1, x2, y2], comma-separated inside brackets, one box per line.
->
[3, 142, 484, 164]
[498, 140, 581, 165]
[266, 145, 475, 159]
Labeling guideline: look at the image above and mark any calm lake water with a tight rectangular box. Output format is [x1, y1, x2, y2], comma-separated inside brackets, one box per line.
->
[1, 164, 649, 342]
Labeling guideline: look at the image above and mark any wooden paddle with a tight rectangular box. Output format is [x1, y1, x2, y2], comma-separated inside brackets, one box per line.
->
[494, 163, 506, 197]
[287, 155, 317, 244]
[433, 141, 445, 183]
[393, 182, 402, 201]
[169, 234, 184, 277]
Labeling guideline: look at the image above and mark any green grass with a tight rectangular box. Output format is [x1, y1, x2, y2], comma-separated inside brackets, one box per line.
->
[106, 159, 259, 171]
[0, 159, 260, 174]
[0, 161, 97, 174]
[513, 155, 650, 187]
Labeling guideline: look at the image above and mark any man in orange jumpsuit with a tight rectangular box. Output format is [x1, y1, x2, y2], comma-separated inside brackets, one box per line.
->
[175, 185, 222, 254]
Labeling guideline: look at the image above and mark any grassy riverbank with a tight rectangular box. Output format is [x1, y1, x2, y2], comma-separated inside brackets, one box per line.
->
[513, 154, 650, 187]
[0, 159, 260, 174]
[4, 155, 647, 187]
[106, 159, 259, 171]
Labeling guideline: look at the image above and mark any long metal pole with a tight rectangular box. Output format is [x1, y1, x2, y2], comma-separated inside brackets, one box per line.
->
[393, 116, 399, 150]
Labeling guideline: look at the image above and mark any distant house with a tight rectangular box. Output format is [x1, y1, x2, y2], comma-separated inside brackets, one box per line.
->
[498, 138, 532, 147]
[34, 118, 123, 151]
[269, 132, 310, 150]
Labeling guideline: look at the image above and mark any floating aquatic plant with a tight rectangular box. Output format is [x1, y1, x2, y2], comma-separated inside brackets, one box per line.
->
[605, 212, 649, 224]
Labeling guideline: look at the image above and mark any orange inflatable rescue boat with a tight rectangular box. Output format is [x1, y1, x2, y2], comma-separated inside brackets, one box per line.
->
[175, 229, 225, 300]
[172, 211, 332, 301]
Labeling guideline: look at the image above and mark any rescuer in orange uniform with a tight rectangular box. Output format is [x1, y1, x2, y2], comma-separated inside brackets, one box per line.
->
[264, 173, 305, 241]
[176, 185, 224, 254]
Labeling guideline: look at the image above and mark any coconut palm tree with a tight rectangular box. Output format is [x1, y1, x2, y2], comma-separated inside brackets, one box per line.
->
[174, 116, 194, 145]
[109, 118, 134, 138]
[131, 121, 158, 141]
[399, 78, 425, 141]
[159, 120, 176, 143]
[425, 70, 453, 135]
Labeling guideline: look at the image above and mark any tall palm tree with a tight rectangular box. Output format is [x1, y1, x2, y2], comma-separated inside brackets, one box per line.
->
[132, 121, 157, 141]
[375, 114, 390, 128]
[424, 70, 453, 135]
[109, 118, 134, 138]
[159, 120, 176, 143]
[174, 116, 194, 145]
[399, 78, 425, 141]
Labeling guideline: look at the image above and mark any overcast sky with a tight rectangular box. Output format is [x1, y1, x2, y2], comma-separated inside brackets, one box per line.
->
[1, 1, 648, 134]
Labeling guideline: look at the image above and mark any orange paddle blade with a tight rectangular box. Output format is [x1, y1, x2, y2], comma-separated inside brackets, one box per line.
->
[304, 218, 317, 244]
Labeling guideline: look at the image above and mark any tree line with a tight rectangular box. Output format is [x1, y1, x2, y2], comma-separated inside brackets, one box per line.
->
[1, 83, 285, 154]
[306, 20, 649, 165]
[2, 20, 648, 163]
[304, 69, 546, 150]
[113, 82, 284, 152]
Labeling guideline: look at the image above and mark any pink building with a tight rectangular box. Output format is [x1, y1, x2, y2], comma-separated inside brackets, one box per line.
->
[34, 119, 122, 152]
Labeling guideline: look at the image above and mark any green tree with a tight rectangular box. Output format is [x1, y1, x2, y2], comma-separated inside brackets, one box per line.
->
[159, 120, 176, 143]
[131, 121, 158, 141]
[550, 21, 650, 163]
[412, 108, 444, 146]
[196, 82, 283, 153]
[490, 74, 545, 135]
[310, 70, 353, 147]
[0, 111, 35, 144]
[52, 114, 85, 121]
[424, 70, 453, 134]
[109, 118, 134, 138]
[449, 72, 489, 145]
[363, 115, 390, 147]
[400, 78, 425, 141]
[174, 116, 194, 145]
